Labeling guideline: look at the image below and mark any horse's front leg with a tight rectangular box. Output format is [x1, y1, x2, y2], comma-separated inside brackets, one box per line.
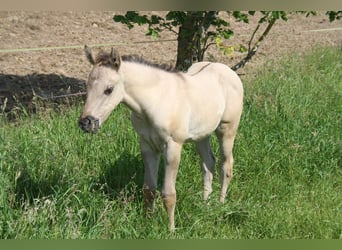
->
[140, 137, 160, 212]
[162, 139, 183, 231]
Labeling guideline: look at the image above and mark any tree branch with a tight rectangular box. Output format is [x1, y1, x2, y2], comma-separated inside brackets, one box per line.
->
[231, 17, 276, 71]
[248, 24, 260, 53]
[194, 11, 218, 61]
[160, 21, 179, 35]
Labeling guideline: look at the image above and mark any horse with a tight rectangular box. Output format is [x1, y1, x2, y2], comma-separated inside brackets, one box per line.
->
[78, 46, 244, 231]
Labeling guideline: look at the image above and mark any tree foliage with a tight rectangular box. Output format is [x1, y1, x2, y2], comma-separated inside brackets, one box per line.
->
[114, 11, 233, 70]
[326, 11, 342, 21]
[113, 11, 335, 71]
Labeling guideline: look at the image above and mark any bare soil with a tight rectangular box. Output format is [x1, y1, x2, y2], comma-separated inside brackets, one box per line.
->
[0, 11, 341, 116]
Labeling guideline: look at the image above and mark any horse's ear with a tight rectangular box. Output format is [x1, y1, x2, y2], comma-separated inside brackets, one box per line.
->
[84, 45, 95, 65]
[110, 48, 121, 70]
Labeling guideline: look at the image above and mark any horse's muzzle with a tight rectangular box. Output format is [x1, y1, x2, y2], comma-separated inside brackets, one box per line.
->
[78, 116, 99, 133]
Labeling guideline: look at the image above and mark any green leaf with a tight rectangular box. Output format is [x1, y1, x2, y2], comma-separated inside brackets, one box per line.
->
[239, 44, 248, 53]
[215, 36, 223, 45]
[145, 28, 153, 36]
[271, 11, 280, 20]
[233, 11, 249, 23]
[222, 29, 234, 39]
[136, 15, 149, 25]
[326, 11, 342, 22]
[151, 15, 162, 25]
[213, 17, 229, 27]
[171, 21, 179, 26]
[113, 14, 134, 29]
[259, 11, 271, 23]
[145, 28, 159, 38]
[127, 23, 134, 29]
[280, 11, 288, 21]
[222, 46, 235, 56]
[126, 11, 139, 20]
[113, 15, 125, 23]
[166, 11, 186, 24]
[151, 30, 159, 38]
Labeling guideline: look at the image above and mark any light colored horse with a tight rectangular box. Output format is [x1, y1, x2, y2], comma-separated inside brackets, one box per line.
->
[79, 46, 244, 230]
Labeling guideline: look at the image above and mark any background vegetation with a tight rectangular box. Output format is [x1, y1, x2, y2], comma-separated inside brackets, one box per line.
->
[113, 11, 341, 70]
[0, 47, 341, 238]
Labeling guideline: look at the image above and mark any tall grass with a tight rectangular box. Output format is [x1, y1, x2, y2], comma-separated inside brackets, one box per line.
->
[0, 47, 341, 238]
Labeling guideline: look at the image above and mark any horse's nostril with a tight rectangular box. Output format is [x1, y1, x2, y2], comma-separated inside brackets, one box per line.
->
[78, 116, 99, 133]
[78, 117, 89, 127]
[84, 117, 91, 125]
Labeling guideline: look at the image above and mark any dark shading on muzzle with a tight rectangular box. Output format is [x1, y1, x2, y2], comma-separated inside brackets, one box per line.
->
[78, 116, 100, 133]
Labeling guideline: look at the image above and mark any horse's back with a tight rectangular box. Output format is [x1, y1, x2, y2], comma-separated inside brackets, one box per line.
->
[181, 62, 243, 140]
[187, 62, 244, 125]
[188, 62, 243, 94]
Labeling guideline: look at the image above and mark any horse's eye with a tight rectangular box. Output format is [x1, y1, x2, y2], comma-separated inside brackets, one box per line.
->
[104, 86, 114, 95]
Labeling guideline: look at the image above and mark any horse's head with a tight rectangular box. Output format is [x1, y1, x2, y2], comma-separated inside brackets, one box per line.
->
[78, 46, 124, 133]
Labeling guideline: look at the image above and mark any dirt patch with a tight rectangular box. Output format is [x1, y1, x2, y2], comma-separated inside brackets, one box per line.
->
[0, 11, 341, 117]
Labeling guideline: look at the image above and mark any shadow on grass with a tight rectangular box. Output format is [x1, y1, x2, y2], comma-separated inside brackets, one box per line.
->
[13, 167, 64, 206]
[218, 209, 249, 226]
[0, 73, 86, 120]
[97, 151, 167, 205]
[12, 152, 146, 208]
[97, 152, 144, 200]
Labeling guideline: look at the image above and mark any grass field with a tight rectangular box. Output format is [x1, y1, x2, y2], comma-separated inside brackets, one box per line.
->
[0, 47, 341, 239]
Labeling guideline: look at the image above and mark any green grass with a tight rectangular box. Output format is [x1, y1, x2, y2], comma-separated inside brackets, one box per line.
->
[0, 47, 341, 238]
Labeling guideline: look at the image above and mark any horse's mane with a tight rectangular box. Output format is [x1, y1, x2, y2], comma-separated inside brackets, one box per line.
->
[95, 52, 177, 73]
[122, 55, 177, 72]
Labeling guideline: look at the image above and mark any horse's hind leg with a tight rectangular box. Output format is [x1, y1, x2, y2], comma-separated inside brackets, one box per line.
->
[195, 136, 215, 200]
[216, 121, 239, 203]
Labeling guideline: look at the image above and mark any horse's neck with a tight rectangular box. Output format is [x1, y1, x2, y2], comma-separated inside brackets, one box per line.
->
[123, 62, 159, 87]
[121, 62, 166, 114]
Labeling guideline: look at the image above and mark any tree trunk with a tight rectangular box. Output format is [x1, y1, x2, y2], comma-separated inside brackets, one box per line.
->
[175, 11, 217, 71]
[175, 13, 198, 71]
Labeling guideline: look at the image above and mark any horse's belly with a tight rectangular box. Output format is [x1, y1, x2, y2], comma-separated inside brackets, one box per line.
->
[187, 110, 223, 141]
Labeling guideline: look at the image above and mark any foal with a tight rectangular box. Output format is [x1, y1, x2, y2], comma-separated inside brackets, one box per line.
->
[78, 46, 244, 230]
